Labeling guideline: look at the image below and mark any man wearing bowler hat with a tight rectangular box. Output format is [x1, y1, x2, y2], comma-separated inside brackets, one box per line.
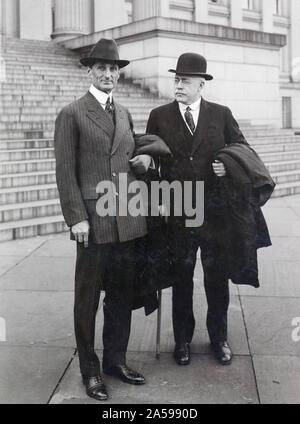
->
[147, 52, 249, 366]
[54, 39, 154, 401]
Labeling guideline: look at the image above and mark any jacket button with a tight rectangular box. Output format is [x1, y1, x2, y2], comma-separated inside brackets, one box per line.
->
[189, 156, 194, 161]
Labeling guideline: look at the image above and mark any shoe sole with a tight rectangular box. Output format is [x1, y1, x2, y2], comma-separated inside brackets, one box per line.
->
[174, 358, 191, 366]
[103, 370, 146, 385]
[217, 357, 233, 366]
[86, 390, 108, 401]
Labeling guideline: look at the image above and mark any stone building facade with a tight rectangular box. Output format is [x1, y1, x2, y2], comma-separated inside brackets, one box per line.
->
[1, 0, 300, 128]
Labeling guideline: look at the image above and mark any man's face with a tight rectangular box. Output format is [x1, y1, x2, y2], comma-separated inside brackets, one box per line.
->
[89, 61, 120, 93]
[174, 75, 204, 105]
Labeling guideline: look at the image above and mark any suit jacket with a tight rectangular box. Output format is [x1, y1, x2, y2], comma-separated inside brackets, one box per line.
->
[146, 99, 248, 229]
[54, 91, 147, 244]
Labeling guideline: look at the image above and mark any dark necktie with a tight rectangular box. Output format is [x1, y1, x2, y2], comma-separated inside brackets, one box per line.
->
[105, 98, 115, 124]
[184, 106, 195, 134]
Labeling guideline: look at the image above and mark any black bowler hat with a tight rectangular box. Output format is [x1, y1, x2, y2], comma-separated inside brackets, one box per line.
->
[168, 53, 213, 80]
[80, 38, 130, 68]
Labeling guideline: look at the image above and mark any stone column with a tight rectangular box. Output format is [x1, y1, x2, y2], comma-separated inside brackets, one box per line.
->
[52, 0, 92, 42]
[230, 0, 243, 28]
[19, 0, 52, 40]
[1, 0, 19, 37]
[94, 0, 127, 32]
[261, 0, 274, 33]
[290, 0, 300, 82]
[194, 0, 208, 24]
[132, 0, 169, 21]
[0, 0, 3, 34]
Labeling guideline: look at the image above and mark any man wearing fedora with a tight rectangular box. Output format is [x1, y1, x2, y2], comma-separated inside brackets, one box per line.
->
[54, 39, 154, 401]
[146, 52, 248, 367]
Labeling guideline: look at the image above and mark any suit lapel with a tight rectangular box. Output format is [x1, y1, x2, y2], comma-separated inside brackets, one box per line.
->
[111, 101, 127, 155]
[191, 99, 211, 154]
[85, 92, 115, 139]
[168, 101, 192, 155]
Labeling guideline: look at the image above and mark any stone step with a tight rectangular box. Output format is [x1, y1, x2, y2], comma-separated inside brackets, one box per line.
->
[0, 199, 61, 223]
[2, 48, 80, 58]
[271, 169, 300, 184]
[3, 63, 84, 73]
[0, 93, 165, 103]
[3, 78, 88, 87]
[254, 142, 300, 153]
[0, 170, 56, 188]
[243, 130, 295, 138]
[0, 159, 55, 174]
[266, 159, 300, 173]
[0, 87, 158, 99]
[0, 130, 54, 141]
[0, 98, 165, 109]
[0, 104, 162, 116]
[3, 54, 81, 65]
[0, 122, 54, 131]
[0, 215, 68, 242]
[0, 139, 54, 150]
[259, 150, 300, 162]
[2, 37, 77, 52]
[0, 114, 57, 123]
[0, 183, 58, 205]
[0, 118, 148, 131]
[0, 83, 155, 96]
[249, 135, 300, 145]
[272, 181, 300, 197]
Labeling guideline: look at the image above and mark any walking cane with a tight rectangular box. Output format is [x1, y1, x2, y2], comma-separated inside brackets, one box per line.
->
[156, 290, 162, 359]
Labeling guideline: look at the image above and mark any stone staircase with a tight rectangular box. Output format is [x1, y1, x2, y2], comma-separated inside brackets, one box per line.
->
[1, 37, 300, 241]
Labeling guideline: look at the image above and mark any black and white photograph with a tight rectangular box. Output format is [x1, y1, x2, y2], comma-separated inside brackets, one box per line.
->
[0, 0, 300, 407]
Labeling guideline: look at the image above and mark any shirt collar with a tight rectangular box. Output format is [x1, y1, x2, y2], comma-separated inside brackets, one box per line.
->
[178, 96, 202, 112]
[89, 84, 113, 105]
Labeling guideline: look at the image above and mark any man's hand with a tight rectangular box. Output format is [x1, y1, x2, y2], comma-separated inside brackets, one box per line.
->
[71, 220, 90, 248]
[213, 160, 227, 177]
[129, 154, 152, 174]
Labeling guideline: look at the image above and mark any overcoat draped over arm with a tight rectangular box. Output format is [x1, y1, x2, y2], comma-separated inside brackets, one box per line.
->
[216, 143, 275, 288]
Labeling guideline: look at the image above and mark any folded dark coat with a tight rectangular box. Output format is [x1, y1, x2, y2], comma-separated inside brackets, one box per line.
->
[131, 134, 174, 314]
[216, 143, 275, 288]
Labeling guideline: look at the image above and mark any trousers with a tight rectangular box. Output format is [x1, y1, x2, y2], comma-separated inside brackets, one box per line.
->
[168, 219, 229, 345]
[74, 239, 136, 378]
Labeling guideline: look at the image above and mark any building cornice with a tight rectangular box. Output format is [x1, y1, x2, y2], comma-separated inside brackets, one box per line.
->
[61, 17, 286, 52]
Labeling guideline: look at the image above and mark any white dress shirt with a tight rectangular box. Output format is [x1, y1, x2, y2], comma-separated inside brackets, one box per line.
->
[89, 84, 113, 108]
[178, 97, 202, 135]
[88, 85, 155, 169]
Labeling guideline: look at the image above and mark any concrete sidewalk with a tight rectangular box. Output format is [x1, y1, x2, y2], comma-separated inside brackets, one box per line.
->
[0, 195, 300, 404]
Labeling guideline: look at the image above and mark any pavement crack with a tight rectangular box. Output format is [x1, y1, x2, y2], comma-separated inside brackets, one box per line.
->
[237, 291, 261, 404]
[47, 348, 77, 404]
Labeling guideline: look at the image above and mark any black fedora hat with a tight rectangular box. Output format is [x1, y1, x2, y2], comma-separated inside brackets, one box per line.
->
[169, 53, 213, 80]
[80, 38, 130, 68]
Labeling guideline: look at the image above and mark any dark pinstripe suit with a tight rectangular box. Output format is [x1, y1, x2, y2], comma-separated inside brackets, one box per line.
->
[55, 91, 147, 243]
[54, 91, 148, 377]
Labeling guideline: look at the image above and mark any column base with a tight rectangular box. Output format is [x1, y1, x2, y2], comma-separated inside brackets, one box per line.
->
[51, 30, 87, 43]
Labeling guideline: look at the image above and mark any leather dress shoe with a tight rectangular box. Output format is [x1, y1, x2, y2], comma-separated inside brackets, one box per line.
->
[211, 341, 233, 365]
[103, 364, 146, 385]
[83, 375, 108, 401]
[173, 343, 191, 365]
